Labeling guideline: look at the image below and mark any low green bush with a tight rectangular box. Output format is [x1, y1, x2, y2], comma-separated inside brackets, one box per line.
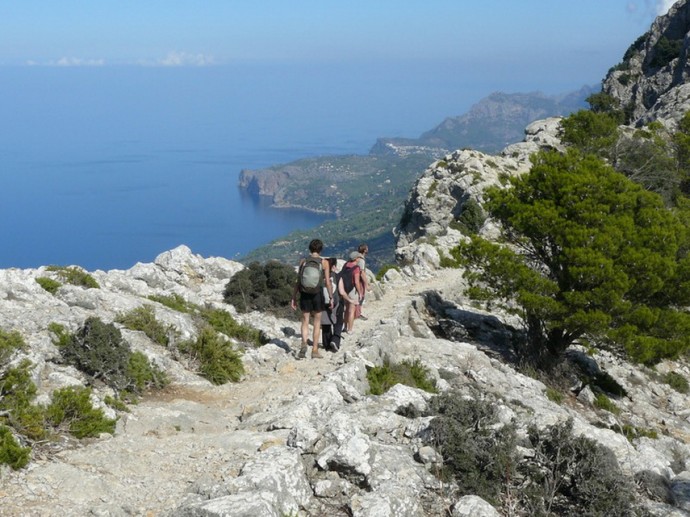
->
[178, 327, 244, 385]
[449, 198, 486, 235]
[426, 392, 516, 504]
[127, 351, 169, 392]
[36, 276, 61, 294]
[46, 265, 100, 289]
[545, 387, 565, 404]
[61, 317, 133, 391]
[426, 392, 642, 515]
[104, 395, 129, 412]
[367, 358, 437, 395]
[0, 359, 45, 440]
[663, 371, 690, 394]
[200, 307, 267, 346]
[594, 393, 621, 415]
[116, 305, 175, 346]
[48, 322, 70, 348]
[61, 317, 166, 395]
[45, 386, 116, 439]
[0, 328, 26, 367]
[0, 425, 31, 470]
[147, 293, 192, 313]
[0, 358, 123, 469]
[223, 261, 297, 317]
[520, 419, 638, 516]
[613, 423, 658, 442]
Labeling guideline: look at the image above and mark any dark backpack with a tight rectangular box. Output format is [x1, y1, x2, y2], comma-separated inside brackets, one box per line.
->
[298, 256, 323, 294]
[341, 261, 360, 295]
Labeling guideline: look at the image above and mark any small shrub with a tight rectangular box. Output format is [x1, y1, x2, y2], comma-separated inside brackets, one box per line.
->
[426, 180, 438, 198]
[45, 386, 116, 439]
[36, 277, 61, 294]
[0, 425, 31, 470]
[46, 266, 99, 289]
[593, 393, 621, 415]
[450, 198, 486, 235]
[48, 322, 70, 348]
[61, 317, 165, 395]
[367, 362, 398, 395]
[147, 293, 191, 313]
[127, 351, 169, 392]
[200, 307, 267, 346]
[426, 392, 516, 504]
[520, 419, 638, 516]
[0, 359, 46, 441]
[439, 253, 461, 269]
[367, 358, 437, 395]
[545, 387, 564, 404]
[62, 317, 133, 391]
[178, 328, 244, 385]
[663, 371, 690, 394]
[116, 305, 175, 346]
[613, 423, 658, 442]
[224, 261, 297, 317]
[0, 328, 26, 367]
[104, 395, 129, 413]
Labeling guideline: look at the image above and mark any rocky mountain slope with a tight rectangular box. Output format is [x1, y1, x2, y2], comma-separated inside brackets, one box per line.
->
[2, 240, 690, 516]
[6, 4, 690, 516]
[603, 0, 690, 127]
[3, 113, 690, 516]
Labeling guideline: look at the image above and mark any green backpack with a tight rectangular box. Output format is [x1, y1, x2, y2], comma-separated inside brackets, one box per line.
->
[299, 256, 323, 294]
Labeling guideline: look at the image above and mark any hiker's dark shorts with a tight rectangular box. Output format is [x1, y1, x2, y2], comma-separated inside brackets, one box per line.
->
[299, 291, 326, 314]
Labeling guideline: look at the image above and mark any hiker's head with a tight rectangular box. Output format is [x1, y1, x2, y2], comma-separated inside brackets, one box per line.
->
[309, 239, 324, 254]
[358, 243, 369, 256]
[349, 251, 363, 262]
[328, 257, 337, 269]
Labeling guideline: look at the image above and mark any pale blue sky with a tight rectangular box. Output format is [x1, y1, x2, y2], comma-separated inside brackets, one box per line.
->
[0, 1, 676, 74]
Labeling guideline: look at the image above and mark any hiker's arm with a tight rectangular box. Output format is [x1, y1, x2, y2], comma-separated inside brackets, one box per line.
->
[323, 259, 334, 306]
[358, 258, 370, 291]
[290, 260, 303, 310]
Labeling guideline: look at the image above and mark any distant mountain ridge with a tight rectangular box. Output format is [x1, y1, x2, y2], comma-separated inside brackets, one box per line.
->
[370, 86, 596, 156]
[239, 86, 595, 268]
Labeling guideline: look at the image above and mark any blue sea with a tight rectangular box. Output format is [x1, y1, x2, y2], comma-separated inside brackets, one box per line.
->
[0, 62, 552, 271]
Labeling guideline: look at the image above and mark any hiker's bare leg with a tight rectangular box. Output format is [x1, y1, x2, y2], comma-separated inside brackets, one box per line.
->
[346, 303, 356, 332]
[300, 311, 310, 346]
[311, 312, 321, 352]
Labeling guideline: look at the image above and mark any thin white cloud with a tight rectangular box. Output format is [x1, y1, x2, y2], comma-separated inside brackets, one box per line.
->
[26, 57, 105, 67]
[156, 51, 215, 67]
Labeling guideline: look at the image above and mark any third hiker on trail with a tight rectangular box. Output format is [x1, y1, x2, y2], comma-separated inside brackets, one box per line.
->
[291, 239, 334, 360]
[341, 251, 364, 334]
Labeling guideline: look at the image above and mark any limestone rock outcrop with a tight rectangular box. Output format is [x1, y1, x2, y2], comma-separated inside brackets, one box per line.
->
[394, 117, 564, 273]
[603, 0, 690, 128]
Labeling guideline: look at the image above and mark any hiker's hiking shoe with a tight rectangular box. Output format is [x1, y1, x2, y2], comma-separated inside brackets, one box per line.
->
[359, 315, 368, 321]
[312, 349, 323, 359]
[329, 341, 339, 352]
[298, 345, 308, 359]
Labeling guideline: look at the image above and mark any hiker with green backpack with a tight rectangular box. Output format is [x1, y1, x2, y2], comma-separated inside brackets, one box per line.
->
[290, 239, 334, 359]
